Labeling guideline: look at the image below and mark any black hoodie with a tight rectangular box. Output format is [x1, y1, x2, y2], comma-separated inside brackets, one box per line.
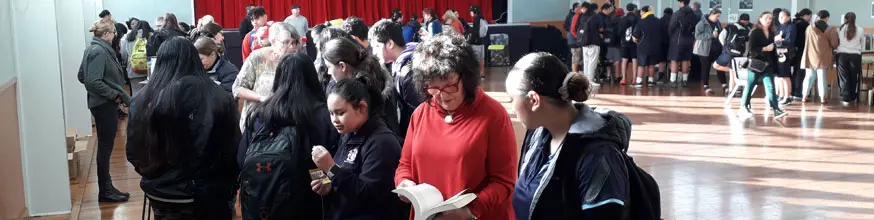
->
[147, 28, 188, 56]
[668, 6, 696, 47]
[793, 18, 810, 53]
[514, 104, 632, 220]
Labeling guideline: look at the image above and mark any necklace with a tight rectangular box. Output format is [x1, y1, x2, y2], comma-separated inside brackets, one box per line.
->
[444, 114, 454, 123]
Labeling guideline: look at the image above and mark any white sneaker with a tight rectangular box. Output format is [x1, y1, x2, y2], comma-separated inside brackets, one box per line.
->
[738, 108, 753, 119]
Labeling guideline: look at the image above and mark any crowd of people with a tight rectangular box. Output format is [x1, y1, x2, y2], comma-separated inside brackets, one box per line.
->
[564, 0, 865, 119]
[77, 0, 866, 219]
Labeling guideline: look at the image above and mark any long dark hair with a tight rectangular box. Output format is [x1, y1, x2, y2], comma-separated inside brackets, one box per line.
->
[843, 12, 857, 40]
[126, 20, 154, 42]
[128, 37, 212, 175]
[248, 53, 326, 130]
[753, 11, 776, 34]
[314, 28, 352, 88]
[163, 13, 181, 31]
[322, 38, 393, 98]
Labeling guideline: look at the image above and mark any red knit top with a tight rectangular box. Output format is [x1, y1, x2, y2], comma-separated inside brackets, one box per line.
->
[395, 88, 518, 220]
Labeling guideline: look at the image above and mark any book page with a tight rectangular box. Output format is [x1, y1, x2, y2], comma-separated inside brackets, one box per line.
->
[392, 184, 445, 219]
[424, 192, 477, 218]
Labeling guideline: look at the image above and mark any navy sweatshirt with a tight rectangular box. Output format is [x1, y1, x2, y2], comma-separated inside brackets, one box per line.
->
[327, 118, 405, 220]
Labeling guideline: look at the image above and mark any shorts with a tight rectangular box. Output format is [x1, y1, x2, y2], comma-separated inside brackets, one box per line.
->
[637, 53, 661, 67]
[472, 44, 485, 62]
[606, 47, 623, 62]
[715, 53, 732, 67]
[668, 44, 693, 61]
[571, 47, 582, 65]
[621, 46, 637, 59]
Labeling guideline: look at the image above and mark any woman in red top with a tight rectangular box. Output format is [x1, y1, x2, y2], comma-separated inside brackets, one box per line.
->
[395, 34, 518, 220]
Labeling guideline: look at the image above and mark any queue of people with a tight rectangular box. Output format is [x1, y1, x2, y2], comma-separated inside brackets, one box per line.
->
[563, 0, 865, 119]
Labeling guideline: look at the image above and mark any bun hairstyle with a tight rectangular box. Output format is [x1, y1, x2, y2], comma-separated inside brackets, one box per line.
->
[329, 75, 386, 118]
[508, 52, 591, 105]
[817, 10, 830, 20]
[89, 19, 116, 36]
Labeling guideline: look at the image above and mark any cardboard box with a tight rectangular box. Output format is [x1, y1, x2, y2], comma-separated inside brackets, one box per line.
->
[65, 128, 77, 153]
[68, 153, 79, 180]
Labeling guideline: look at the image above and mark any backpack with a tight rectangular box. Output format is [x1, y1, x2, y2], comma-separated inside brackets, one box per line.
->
[240, 125, 318, 220]
[130, 37, 149, 73]
[616, 147, 662, 220]
[724, 25, 750, 57]
[620, 16, 637, 47]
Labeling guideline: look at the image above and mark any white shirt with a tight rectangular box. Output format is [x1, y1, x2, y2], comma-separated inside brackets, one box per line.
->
[836, 25, 863, 54]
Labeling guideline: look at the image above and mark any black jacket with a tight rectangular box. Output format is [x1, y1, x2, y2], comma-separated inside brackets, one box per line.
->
[514, 104, 631, 220]
[391, 43, 423, 141]
[239, 18, 254, 41]
[603, 13, 621, 47]
[206, 56, 239, 93]
[127, 75, 241, 203]
[633, 14, 665, 56]
[669, 6, 696, 47]
[793, 18, 810, 54]
[238, 107, 340, 168]
[577, 12, 604, 46]
[564, 10, 576, 31]
[467, 16, 487, 45]
[147, 28, 188, 56]
[748, 28, 778, 73]
[326, 119, 405, 220]
[618, 14, 639, 48]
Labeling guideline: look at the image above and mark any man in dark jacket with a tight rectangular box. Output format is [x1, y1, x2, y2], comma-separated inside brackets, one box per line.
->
[601, 4, 622, 83]
[565, 2, 581, 32]
[568, 2, 587, 73]
[618, 4, 640, 85]
[577, 2, 605, 86]
[633, 6, 665, 87]
[668, 0, 697, 87]
[239, 5, 255, 41]
[368, 19, 423, 142]
[657, 8, 674, 83]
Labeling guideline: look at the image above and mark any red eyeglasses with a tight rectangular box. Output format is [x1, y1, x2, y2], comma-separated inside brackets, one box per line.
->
[425, 79, 461, 95]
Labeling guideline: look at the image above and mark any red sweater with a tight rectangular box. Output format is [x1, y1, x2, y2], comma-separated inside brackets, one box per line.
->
[395, 88, 518, 220]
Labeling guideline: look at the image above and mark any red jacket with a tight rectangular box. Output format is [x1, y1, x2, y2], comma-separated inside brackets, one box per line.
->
[396, 88, 518, 219]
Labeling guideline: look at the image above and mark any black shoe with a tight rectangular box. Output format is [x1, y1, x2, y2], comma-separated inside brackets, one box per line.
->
[98, 190, 130, 203]
[109, 186, 130, 197]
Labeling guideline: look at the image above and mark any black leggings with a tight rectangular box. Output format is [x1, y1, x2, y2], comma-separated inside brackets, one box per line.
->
[791, 56, 806, 97]
[698, 55, 727, 87]
[90, 101, 118, 192]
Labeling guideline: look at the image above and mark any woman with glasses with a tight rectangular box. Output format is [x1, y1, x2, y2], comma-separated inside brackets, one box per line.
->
[394, 34, 517, 220]
[232, 22, 301, 131]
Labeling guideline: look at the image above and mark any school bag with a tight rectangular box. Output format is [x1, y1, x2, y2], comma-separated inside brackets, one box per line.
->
[724, 25, 750, 57]
[616, 146, 662, 220]
[240, 124, 322, 220]
[130, 37, 149, 73]
[621, 16, 637, 47]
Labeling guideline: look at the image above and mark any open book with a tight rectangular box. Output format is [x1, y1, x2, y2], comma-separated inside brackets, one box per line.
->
[392, 184, 477, 220]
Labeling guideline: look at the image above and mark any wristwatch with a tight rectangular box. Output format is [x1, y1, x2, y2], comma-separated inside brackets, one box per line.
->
[327, 164, 341, 178]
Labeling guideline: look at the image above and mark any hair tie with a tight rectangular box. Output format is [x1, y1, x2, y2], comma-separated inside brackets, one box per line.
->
[557, 72, 576, 102]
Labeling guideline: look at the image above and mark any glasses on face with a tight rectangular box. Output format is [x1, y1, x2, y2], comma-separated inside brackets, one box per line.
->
[425, 79, 461, 95]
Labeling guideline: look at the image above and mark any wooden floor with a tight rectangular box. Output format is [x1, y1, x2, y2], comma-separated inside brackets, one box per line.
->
[33, 68, 874, 220]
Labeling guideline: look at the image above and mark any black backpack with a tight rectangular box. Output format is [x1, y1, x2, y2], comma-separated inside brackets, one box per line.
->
[620, 16, 638, 47]
[614, 146, 662, 220]
[240, 125, 322, 220]
[724, 25, 750, 57]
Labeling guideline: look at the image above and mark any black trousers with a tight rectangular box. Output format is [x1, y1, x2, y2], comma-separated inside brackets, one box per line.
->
[791, 55, 806, 97]
[89, 101, 118, 192]
[837, 53, 862, 101]
[150, 200, 196, 220]
[698, 54, 727, 86]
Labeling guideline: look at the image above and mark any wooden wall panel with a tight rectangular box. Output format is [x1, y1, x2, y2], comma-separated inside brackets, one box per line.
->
[0, 79, 27, 220]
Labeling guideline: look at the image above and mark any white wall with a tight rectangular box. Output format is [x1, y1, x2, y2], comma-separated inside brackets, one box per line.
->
[0, 0, 15, 84]
[60, 0, 93, 136]
[102, 0, 195, 25]
[11, 0, 73, 216]
[509, 0, 570, 23]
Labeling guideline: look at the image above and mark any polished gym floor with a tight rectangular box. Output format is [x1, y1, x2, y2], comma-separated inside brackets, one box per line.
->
[36, 68, 874, 220]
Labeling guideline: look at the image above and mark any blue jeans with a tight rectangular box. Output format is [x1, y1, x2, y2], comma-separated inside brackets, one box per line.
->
[740, 70, 780, 111]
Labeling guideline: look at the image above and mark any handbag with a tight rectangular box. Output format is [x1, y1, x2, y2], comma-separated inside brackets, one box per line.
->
[746, 58, 769, 73]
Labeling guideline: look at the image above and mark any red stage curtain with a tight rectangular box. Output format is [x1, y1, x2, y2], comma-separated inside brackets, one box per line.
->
[195, 0, 493, 29]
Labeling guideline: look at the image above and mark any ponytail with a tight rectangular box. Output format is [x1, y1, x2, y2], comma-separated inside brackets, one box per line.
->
[843, 12, 857, 41]
[328, 76, 385, 118]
